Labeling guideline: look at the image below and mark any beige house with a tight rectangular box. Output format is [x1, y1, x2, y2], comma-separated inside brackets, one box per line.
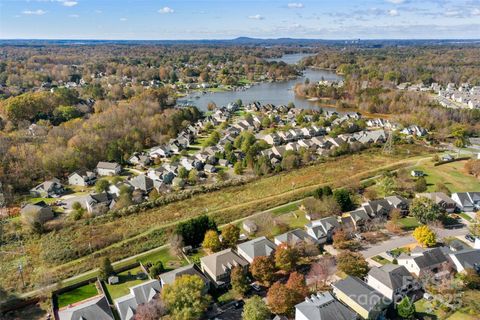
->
[200, 248, 249, 288]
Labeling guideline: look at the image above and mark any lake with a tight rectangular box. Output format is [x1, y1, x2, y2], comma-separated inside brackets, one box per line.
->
[178, 53, 343, 112]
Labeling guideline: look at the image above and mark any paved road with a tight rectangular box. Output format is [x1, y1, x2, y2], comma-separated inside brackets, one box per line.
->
[360, 225, 469, 258]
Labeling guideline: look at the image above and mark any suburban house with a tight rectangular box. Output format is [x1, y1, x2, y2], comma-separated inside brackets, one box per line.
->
[242, 220, 258, 235]
[148, 146, 172, 158]
[448, 249, 480, 273]
[347, 209, 371, 231]
[305, 217, 340, 244]
[200, 248, 249, 288]
[85, 192, 115, 215]
[96, 162, 122, 176]
[397, 247, 450, 277]
[295, 292, 357, 320]
[237, 236, 277, 263]
[58, 295, 114, 320]
[361, 199, 393, 219]
[128, 153, 152, 167]
[68, 170, 97, 187]
[451, 192, 480, 212]
[416, 192, 456, 213]
[114, 279, 162, 320]
[129, 174, 154, 194]
[332, 276, 391, 320]
[30, 178, 65, 198]
[159, 264, 210, 289]
[108, 182, 133, 197]
[385, 195, 410, 215]
[366, 264, 419, 303]
[274, 229, 314, 246]
[20, 201, 54, 223]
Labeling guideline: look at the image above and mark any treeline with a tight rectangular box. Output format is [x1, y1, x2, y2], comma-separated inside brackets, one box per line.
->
[0, 88, 201, 191]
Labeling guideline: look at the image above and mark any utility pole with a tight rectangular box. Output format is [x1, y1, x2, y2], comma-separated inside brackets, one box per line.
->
[18, 263, 25, 288]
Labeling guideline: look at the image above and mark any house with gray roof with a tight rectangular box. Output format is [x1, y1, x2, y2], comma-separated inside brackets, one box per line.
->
[348, 209, 371, 231]
[295, 292, 357, 320]
[398, 247, 449, 277]
[451, 192, 480, 212]
[96, 162, 122, 176]
[68, 170, 97, 187]
[85, 192, 115, 216]
[416, 192, 456, 213]
[448, 249, 480, 273]
[129, 174, 154, 193]
[366, 264, 419, 302]
[385, 195, 409, 215]
[237, 236, 277, 263]
[159, 264, 210, 288]
[305, 217, 340, 244]
[21, 201, 54, 224]
[274, 228, 314, 246]
[58, 295, 114, 320]
[30, 178, 65, 198]
[332, 276, 391, 320]
[200, 248, 249, 288]
[361, 199, 393, 219]
[114, 279, 161, 320]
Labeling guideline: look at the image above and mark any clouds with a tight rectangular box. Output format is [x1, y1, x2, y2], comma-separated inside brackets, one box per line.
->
[158, 7, 174, 14]
[248, 14, 265, 20]
[61, 1, 78, 7]
[287, 2, 304, 9]
[388, 9, 399, 16]
[22, 9, 47, 16]
[386, 0, 405, 4]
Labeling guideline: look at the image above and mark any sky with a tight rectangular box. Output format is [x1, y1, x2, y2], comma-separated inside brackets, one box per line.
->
[0, 0, 479, 40]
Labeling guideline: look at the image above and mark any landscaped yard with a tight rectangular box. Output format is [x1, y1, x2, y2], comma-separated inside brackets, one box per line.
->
[57, 283, 98, 308]
[411, 160, 480, 193]
[105, 266, 148, 300]
[138, 247, 187, 271]
[371, 255, 389, 265]
[399, 217, 421, 230]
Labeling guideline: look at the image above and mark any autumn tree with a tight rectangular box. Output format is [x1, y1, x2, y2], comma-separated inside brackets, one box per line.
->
[162, 274, 211, 320]
[306, 256, 336, 290]
[242, 295, 270, 320]
[231, 266, 249, 297]
[275, 243, 299, 272]
[202, 230, 222, 253]
[250, 256, 276, 286]
[286, 272, 309, 304]
[221, 224, 240, 249]
[337, 251, 370, 278]
[386, 208, 403, 233]
[266, 281, 295, 316]
[413, 225, 437, 247]
[134, 299, 166, 320]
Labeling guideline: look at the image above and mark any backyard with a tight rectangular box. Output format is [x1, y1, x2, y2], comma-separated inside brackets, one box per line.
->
[56, 283, 98, 308]
[105, 266, 148, 300]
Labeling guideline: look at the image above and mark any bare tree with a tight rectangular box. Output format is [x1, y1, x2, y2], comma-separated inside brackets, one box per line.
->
[169, 233, 184, 258]
[135, 299, 166, 320]
[306, 256, 336, 290]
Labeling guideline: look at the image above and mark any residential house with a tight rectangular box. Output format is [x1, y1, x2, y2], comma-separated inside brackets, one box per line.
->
[21, 201, 54, 223]
[242, 220, 258, 234]
[149, 146, 172, 158]
[58, 295, 114, 320]
[159, 264, 210, 288]
[114, 279, 162, 320]
[448, 249, 480, 273]
[274, 229, 314, 246]
[366, 264, 419, 303]
[96, 162, 122, 176]
[397, 247, 449, 277]
[30, 178, 65, 198]
[332, 276, 391, 320]
[262, 133, 282, 145]
[361, 199, 393, 219]
[129, 174, 154, 194]
[128, 153, 152, 167]
[305, 217, 340, 244]
[385, 195, 409, 215]
[416, 192, 456, 213]
[85, 192, 114, 216]
[295, 292, 357, 320]
[237, 236, 277, 263]
[204, 164, 217, 173]
[68, 170, 97, 187]
[451, 192, 480, 212]
[108, 182, 133, 197]
[348, 209, 371, 231]
[200, 248, 249, 288]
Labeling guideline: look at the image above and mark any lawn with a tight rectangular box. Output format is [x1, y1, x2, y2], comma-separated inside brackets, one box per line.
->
[399, 217, 421, 230]
[271, 202, 300, 216]
[411, 160, 480, 193]
[459, 212, 474, 222]
[138, 247, 187, 270]
[390, 247, 410, 256]
[57, 283, 98, 308]
[105, 266, 148, 300]
[371, 255, 389, 265]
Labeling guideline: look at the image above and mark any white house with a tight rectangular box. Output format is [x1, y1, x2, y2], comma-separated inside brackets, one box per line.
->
[451, 192, 480, 212]
[366, 264, 419, 303]
[96, 162, 122, 176]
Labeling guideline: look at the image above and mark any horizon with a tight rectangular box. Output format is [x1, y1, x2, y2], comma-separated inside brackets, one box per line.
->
[1, 0, 480, 40]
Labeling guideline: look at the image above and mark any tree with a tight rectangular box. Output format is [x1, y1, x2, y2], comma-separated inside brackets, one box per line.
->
[250, 256, 276, 286]
[332, 229, 352, 250]
[435, 182, 451, 196]
[275, 243, 299, 272]
[302, 197, 341, 219]
[176, 215, 217, 247]
[202, 230, 222, 253]
[134, 299, 166, 320]
[162, 274, 211, 320]
[178, 166, 188, 179]
[415, 176, 427, 192]
[221, 224, 240, 249]
[386, 208, 403, 233]
[378, 175, 397, 196]
[95, 179, 110, 193]
[169, 233, 184, 257]
[266, 282, 295, 316]
[413, 225, 437, 247]
[286, 272, 309, 304]
[234, 161, 244, 175]
[207, 101, 217, 111]
[337, 251, 370, 278]
[451, 124, 470, 151]
[242, 295, 270, 320]
[188, 169, 199, 184]
[98, 257, 114, 281]
[459, 268, 480, 289]
[333, 188, 355, 211]
[149, 261, 164, 279]
[410, 197, 443, 224]
[397, 296, 416, 319]
[307, 256, 336, 290]
[231, 266, 249, 297]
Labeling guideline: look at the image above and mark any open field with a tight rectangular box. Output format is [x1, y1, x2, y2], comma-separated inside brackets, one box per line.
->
[2, 146, 431, 295]
[56, 283, 98, 308]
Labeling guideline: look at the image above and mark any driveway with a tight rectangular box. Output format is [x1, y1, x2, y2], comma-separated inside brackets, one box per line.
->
[360, 225, 469, 258]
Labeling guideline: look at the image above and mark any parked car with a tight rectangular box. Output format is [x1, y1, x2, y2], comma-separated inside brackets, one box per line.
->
[423, 293, 434, 301]
[250, 283, 261, 292]
[465, 234, 476, 243]
[234, 300, 245, 309]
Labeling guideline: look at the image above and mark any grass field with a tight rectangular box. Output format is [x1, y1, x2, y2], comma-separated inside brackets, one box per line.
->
[57, 283, 98, 308]
[411, 160, 480, 193]
[105, 266, 147, 300]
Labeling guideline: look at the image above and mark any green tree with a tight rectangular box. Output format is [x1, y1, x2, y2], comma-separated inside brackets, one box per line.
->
[98, 257, 114, 281]
[451, 124, 470, 151]
[397, 296, 416, 319]
[415, 176, 427, 192]
[242, 296, 270, 320]
[202, 230, 222, 253]
[149, 261, 165, 278]
[221, 224, 240, 249]
[333, 188, 355, 211]
[234, 161, 244, 175]
[188, 169, 199, 184]
[275, 243, 299, 272]
[337, 251, 370, 278]
[175, 215, 217, 247]
[162, 274, 211, 320]
[95, 179, 110, 193]
[178, 166, 189, 179]
[410, 197, 443, 224]
[231, 266, 249, 297]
